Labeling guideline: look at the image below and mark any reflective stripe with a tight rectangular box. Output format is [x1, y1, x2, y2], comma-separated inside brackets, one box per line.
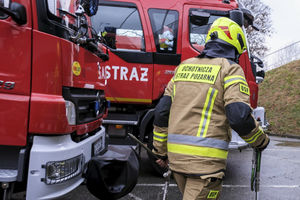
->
[106, 97, 152, 103]
[224, 75, 248, 89]
[168, 134, 229, 150]
[168, 143, 228, 159]
[171, 78, 175, 101]
[244, 129, 263, 144]
[153, 131, 168, 142]
[197, 88, 218, 137]
[173, 83, 176, 101]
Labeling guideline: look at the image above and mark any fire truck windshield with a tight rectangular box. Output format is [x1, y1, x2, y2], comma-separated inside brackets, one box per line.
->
[91, 5, 145, 51]
[0, 0, 9, 8]
[0, 0, 9, 18]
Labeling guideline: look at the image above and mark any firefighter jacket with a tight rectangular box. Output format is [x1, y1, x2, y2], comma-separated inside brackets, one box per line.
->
[153, 56, 269, 179]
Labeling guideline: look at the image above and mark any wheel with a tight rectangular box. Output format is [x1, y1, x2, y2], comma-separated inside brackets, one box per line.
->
[146, 130, 168, 176]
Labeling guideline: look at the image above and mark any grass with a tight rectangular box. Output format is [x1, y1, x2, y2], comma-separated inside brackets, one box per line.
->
[258, 60, 300, 136]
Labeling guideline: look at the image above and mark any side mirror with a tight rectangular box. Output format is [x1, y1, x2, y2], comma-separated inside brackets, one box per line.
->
[190, 10, 210, 26]
[229, 10, 244, 27]
[241, 8, 260, 31]
[81, 0, 99, 16]
[241, 8, 253, 26]
[256, 70, 265, 84]
[252, 55, 264, 68]
[0, 2, 26, 25]
[251, 55, 265, 84]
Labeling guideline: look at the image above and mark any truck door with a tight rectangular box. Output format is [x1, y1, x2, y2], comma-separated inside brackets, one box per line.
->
[0, 1, 32, 146]
[91, 1, 153, 104]
[147, 8, 181, 100]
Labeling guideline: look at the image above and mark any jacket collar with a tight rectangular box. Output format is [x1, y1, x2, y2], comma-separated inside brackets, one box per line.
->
[198, 40, 238, 62]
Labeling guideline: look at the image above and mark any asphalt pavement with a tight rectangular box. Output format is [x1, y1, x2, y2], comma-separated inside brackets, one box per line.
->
[64, 135, 300, 200]
[10, 135, 300, 200]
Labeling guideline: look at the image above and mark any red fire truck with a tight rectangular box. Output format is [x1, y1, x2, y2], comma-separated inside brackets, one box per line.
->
[91, 0, 267, 173]
[0, 0, 110, 199]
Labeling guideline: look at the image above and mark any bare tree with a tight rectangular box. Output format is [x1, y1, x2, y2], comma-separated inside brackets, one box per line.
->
[239, 0, 274, 57]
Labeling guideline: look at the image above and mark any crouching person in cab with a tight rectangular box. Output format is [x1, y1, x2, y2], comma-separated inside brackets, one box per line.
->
[152, 17, 270, 200]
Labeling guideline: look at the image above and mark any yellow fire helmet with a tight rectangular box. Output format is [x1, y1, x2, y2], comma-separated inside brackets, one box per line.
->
[205, 17, 247, 55]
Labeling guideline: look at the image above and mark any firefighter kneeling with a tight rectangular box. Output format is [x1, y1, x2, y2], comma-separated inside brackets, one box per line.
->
[152, 17, 270, 200]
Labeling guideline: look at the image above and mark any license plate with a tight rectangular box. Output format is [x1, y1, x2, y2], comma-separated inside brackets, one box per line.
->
[93, 136, 104, 156]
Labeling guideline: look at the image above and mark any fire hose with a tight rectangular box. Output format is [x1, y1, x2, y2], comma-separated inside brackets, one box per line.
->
[251, 148, 262, 200]
[128, 133, 171, 200]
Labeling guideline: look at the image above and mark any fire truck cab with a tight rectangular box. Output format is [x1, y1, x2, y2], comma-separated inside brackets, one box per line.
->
[92, 0, 266, 172]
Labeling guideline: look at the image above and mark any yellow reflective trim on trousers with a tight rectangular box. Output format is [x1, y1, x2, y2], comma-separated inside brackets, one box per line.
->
[224, 75, 248, 89]
[244, 129, 263, 144]
[168, 143, 228, 159]
[174, 64, 221, 84]
[197, 88, 218, 137]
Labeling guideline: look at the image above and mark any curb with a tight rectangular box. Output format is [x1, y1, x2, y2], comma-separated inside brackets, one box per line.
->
[266, 131, 300, 140]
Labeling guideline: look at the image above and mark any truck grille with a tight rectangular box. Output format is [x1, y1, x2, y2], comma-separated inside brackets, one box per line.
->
[63, 87, 107, 124]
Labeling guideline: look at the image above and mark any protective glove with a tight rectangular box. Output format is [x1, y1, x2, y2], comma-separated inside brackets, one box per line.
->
[156, 158, 169, 168]
[256, 134, 270, 151]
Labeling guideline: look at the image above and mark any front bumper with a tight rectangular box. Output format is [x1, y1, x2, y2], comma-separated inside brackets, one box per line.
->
[26, 127, 106, 200]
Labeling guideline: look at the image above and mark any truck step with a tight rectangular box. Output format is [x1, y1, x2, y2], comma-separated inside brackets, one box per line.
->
[103, 119, 138, 125]
[0, 169, 17, 182]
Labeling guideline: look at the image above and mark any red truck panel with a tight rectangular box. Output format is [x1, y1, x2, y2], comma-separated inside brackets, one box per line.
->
[102, 56, 153, 104]
[0, 0, 32, 146]
[0, 94, 29, 146]
[29, 29, 107, 134]
[29, 93, 76, 134]
[239, 52, 258, 108]
[60, 39, 107, 90]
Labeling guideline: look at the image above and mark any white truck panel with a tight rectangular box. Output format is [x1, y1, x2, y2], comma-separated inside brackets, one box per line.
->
[26, 127, 106, 200]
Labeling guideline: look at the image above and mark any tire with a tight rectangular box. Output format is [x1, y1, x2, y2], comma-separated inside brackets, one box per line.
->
[146, 130, 168, 176]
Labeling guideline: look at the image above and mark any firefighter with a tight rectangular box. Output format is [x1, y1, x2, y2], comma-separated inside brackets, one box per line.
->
[152, 17, 270, 200]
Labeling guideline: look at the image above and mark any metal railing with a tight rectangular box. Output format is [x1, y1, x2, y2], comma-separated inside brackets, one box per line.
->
[263, 41, 300, 71]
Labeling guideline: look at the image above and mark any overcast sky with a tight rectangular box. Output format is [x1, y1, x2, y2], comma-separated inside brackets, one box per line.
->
[262, 0, 300, 55]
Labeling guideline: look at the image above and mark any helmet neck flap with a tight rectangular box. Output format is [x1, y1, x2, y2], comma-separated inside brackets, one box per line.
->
[198, 39, 239, 63]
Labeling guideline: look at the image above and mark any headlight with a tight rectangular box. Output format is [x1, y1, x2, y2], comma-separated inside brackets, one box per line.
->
[65, 100, 76, 125]
[44, 154, 84, 185]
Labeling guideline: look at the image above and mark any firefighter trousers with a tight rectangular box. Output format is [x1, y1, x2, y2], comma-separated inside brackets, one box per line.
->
[173, 172, 222, 200]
